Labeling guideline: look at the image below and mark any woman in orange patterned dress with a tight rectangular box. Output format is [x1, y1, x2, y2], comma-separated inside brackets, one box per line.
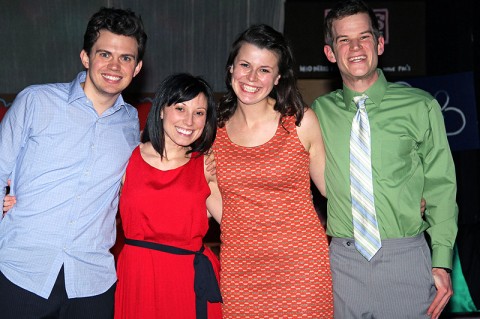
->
[212, 25, 334, 318]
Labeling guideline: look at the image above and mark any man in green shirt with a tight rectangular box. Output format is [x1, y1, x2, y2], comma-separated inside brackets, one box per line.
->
[312, 1, 458, 318]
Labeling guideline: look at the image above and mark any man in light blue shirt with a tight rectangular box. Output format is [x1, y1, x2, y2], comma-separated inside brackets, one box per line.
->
[0, 7, 146, 318]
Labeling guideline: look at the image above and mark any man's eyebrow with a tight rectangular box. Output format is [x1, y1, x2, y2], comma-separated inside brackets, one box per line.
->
[95, 49, 111, 54]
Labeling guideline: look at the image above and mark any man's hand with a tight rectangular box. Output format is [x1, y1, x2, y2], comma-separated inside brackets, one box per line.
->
[3, 180, 16, 214]
[3, 194, 16, 214]
[427, 267, 453, 319]
[421, 197, 426, 217]
[205, 150, 216, 175]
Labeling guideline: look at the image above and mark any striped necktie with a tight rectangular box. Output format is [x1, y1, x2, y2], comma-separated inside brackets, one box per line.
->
[350, 94, 381, 261]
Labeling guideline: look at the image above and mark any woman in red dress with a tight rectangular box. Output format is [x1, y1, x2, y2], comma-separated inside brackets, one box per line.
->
[114, 73, 222, 319]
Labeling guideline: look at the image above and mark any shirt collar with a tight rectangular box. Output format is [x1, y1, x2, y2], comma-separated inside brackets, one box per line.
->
[67, 71, 133, 117]
[341, 69, 388, 110]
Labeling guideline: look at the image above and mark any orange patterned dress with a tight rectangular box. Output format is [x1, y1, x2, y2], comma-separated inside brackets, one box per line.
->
[213, 115, 333, 318]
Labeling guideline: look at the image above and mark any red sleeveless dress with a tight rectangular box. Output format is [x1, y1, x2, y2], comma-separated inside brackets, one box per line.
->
[114, 146, 222, 319]
[213, 116, 333, 318]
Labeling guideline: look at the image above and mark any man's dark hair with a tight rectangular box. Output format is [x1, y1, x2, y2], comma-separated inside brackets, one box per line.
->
[83, 7, 147, 62]
[324, 0, 381, 47]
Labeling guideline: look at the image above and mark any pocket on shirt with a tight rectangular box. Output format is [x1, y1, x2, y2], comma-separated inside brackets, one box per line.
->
[27, 129, 70, 169]
[380, 139, 415, 180]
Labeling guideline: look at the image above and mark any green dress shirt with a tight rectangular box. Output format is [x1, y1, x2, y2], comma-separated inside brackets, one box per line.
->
[312, 69, 458, 269]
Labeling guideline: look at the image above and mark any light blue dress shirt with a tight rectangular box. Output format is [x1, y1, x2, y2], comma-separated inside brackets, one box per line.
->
[0, 71, 140, 298]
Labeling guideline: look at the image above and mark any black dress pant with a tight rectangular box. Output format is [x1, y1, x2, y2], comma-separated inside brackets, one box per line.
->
[0, 266, 115, 319]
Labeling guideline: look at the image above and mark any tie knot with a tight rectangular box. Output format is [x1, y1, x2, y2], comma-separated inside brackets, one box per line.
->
[353, 94, 368, 110]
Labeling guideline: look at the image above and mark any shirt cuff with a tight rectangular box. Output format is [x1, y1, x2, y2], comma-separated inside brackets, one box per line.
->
[431, 245, 454, 270]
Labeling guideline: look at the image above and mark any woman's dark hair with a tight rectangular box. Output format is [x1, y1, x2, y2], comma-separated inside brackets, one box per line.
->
[218, 24, 306, 128]
[83, 7, 147, 62]
[324, 0, 381, 48]
[142, 73, 217, 158]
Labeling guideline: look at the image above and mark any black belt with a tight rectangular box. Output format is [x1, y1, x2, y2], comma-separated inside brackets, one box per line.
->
[124, 238, 222, 319]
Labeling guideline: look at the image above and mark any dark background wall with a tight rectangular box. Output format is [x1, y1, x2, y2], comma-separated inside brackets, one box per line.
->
[0, 0, 283, 95]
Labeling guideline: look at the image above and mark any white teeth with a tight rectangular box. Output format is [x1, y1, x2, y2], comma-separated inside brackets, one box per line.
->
[349, 56, 365, 62]
[103, 74, 121, 81]
[242, 84, 259, 93]
[177, 127, 193, 135]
